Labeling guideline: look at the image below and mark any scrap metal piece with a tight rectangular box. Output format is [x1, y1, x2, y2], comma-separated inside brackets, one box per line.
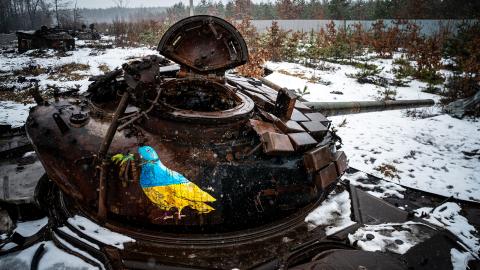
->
[69, 113, 89, 127]
[274, 88, 297, 120]
[313, 163, 338, 190]
[249, 119, 277, 136]
[290, 109, 309, 122]
[303, 145, 334, 173]
[261, 132, 294, 155]
[158, 15, 248, 74]
[305, 112, 330, 127]
[333, 151, 348, 175]
[288, 132, 317, 151]
[274, 119, 305, 133]
[299, 121, 328, 139]
[52, 113, 69, 134]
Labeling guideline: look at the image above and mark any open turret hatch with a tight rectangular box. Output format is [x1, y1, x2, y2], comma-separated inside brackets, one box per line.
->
[158, 15, 248, 75]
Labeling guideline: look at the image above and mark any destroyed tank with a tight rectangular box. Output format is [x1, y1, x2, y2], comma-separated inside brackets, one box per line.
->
[19, 16, 473, 269]
[16, 26, 75, 53]
[27, 15, 348, 232]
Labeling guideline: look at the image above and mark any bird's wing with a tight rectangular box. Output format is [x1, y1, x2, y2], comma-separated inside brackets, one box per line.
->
[169, 182, 216, 203]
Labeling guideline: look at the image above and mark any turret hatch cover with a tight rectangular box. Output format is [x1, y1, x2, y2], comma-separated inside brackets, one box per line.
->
[158, 15, 248, 74]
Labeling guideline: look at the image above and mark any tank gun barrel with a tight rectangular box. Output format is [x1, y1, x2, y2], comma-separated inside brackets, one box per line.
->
[304, 99, 435, 116]
[259, 77, 434, 116]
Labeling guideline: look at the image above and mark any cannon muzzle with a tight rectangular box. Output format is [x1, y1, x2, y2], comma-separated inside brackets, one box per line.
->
[304, 99, 435, 116]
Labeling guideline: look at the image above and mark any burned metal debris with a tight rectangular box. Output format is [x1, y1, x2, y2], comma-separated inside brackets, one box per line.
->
[74, 24, 101, 40]
[16, 26, 75, 53]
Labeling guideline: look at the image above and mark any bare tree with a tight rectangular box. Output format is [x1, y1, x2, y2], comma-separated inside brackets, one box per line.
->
[72, 0, 83, 29]
[26, 0, 42, 28]
[112, 0, 129, 9]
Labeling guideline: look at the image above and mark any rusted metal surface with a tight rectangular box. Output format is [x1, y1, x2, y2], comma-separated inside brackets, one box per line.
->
[261, 131, 294, 155]
[158, 16, 248, 74]
[16, 26, 75, 53]
[288, 132, 317, 151]
[299, 121, 328, 139]
[274, 119, 305, 133]
[313, 163, 338, 190]
[303, 145, 334, 173]
[305, 112, 330, 127]
[333, 151, 348, 176]
[274, 88, 297, 119]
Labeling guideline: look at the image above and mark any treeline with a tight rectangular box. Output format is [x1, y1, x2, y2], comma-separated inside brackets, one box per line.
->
[0, 0, 83, 33]
[0, 0, 52, 32]
[167, 0, 480, 21]
[79, 7, 168, 23]
[2, 0, 479, 33]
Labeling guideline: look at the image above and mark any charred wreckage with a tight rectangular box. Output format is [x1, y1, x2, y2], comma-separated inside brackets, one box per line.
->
[1, 16, 478, 270]
[16, 24, 101, 53]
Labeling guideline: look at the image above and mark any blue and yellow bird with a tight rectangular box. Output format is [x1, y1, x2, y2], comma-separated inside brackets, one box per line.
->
[136, 146, 216, 219]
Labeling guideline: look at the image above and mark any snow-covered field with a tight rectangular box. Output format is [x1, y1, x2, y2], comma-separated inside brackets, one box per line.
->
[0, 38, 157, 127]
[265, 59, 480, 202]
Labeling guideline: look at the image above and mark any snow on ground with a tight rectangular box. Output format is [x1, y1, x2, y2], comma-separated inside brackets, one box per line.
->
[265, 59, 480, 202]
[347, 222, 431, 254]
[0, 101, 34, 128]
[343, 170, 406, 199]
[0, 46, 157, 92]
[67, 215, 135, 249]
[0, 241, 98, 270]
[305, 190, 356, 235]
[0, 43, 157, 127]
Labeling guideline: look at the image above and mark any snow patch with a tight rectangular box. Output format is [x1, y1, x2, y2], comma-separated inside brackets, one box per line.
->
[414, 202, 480, 254]
[54, 233, 105, 270]
[0, 241, 98, 269]
[14, 217, 48, 237]
[0, 101, 34, 127]
[450, 248, 473, 270]
[343, 171, 406, 199]
[67, 215, 135, 249]
[58, 226, 100, 250]
[348, 222, 431, 254]
[305, 190, 356, 235]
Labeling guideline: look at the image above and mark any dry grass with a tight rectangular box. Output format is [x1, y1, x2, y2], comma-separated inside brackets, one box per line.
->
[13, 66, 47, 77]
[374, 163, 400, 179]
[98, 64, 111, 73]
[48, 63, 90, 81]
[0, 89, 33, 103]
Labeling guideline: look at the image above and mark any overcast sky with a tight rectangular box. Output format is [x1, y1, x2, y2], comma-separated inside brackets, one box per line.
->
[76, 0, 266, 9]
